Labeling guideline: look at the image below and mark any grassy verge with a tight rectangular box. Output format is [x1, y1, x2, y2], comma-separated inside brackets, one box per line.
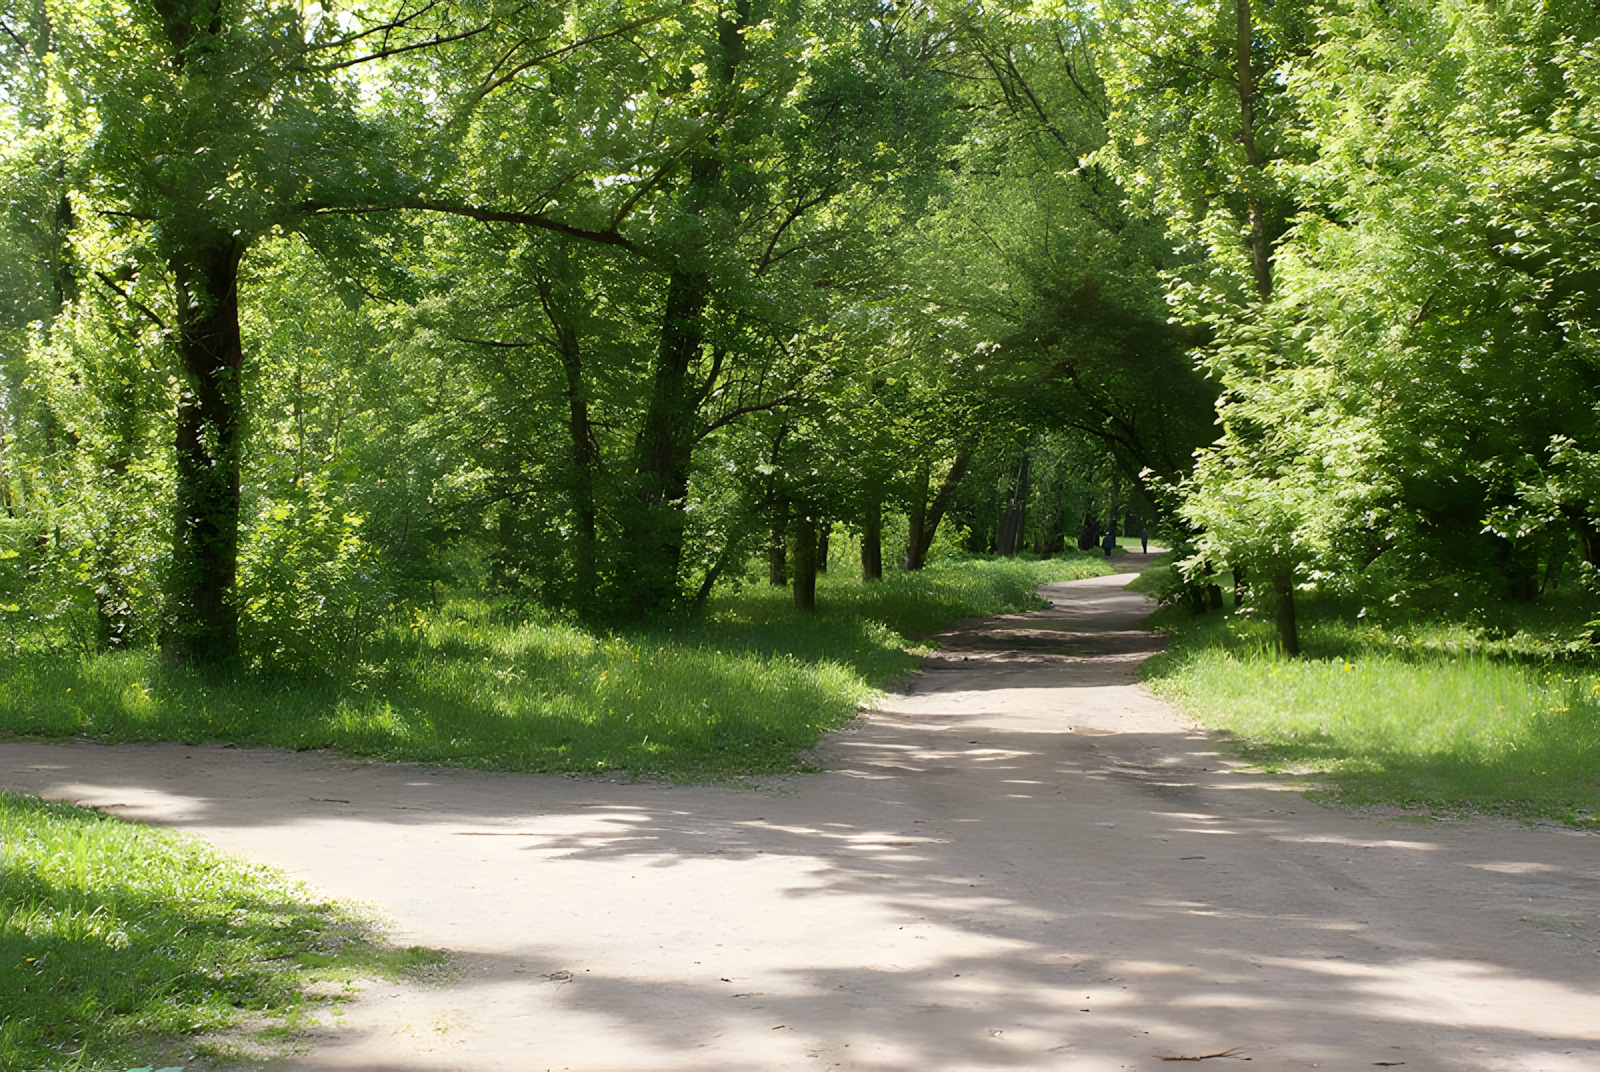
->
[0, 554, 1115, 780]
[1, 791, 445, 1071]
[1139, 588, 1600, 826]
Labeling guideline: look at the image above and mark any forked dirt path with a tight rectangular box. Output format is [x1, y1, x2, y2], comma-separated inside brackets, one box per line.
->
[5, 560, 1600, 1071]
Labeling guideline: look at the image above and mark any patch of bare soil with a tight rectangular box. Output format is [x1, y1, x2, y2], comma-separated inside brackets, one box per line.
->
[4, 556, 1598, 1071]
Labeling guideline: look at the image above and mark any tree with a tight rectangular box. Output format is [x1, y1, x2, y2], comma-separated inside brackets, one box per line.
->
[1, 0, 534, 662]
[1165, 0, 1600, 647]
[400, 0, 960, 610]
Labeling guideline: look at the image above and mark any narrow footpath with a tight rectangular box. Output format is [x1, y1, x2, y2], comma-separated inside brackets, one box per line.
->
[4, 560, 1598, 1070]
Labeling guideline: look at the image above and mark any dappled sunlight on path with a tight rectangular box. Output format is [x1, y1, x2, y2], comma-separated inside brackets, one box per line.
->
[4, 557, 1598, 1070]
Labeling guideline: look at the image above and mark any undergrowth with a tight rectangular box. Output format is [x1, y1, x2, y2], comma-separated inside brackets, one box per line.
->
[0, 554, 1115, 780]
[0, 791, 444, 1071]
[1140, 584, 1600, 826]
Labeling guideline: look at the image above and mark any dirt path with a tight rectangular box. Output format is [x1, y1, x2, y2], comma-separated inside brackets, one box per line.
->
[5, 561, 1599, 1071]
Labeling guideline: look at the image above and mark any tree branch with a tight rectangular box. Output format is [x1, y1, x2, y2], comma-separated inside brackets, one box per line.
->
[320, 199, 640, 252]
[699, 396, 802, 439]
[443, 332, 542, 348]
[607, 131, 708, 232]
[312, 17, 499, 72]
[298, 0, 444, 53]
[464, 9, 681, 105]
[756, 186, 836, 276]
[94, 271, 168, 333]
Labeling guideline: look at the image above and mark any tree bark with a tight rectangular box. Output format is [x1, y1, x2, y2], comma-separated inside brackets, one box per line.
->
[622, 266, 710, 609]
[768, 498, 789, 586]
[792, 510, 817, 610]
[1566, 508, 1599, 566]
[1273, 569, 1300, 656]
[535, 272, 597, 604]
[996, 454, 1029, 556]
[161, 240, 245, 665]
[905, 461, 930, 570]
[860, 498, 883, 581]
[617, 0, 762, 610]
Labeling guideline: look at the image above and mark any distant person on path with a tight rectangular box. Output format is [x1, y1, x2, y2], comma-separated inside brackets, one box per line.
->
[1140, 524, 1148, 554]
[1101, 530, 1117, 557]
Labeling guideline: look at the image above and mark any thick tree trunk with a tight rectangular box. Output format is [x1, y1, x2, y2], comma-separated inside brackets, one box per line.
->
[792, 511, 817, 610]
[616, 3, 755, 610]
[995, 454, 1029, 556]
[622, 268, 710, 609]
[860, 498, 883, 581]
[161, 241, 244, 666]
[1107, 463, 1121, 541]
[1273, 569, 1300, 657]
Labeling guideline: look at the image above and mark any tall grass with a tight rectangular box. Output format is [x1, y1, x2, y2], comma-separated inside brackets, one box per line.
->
[0, 554, 1115, 779]
[0, 791, 436, 1070]
[1142, 595, 1600, 825]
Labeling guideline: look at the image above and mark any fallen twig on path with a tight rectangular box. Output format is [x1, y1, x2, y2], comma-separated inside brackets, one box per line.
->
[1158, 1049, 1247, 1062]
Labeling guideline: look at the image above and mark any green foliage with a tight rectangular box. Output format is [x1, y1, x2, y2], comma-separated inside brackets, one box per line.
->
[0, 554, 1115, 777]
[1144, 591, 1600, 825]
[237, 476, 389, 672]
[1147, 0, 1600, 614]
[0, 791, 410, 1069]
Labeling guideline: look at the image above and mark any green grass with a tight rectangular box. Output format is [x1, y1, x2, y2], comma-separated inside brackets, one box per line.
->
[1, 790, 445, 1071]
[1120, 549, 1178, 596]
[1139, 588, 1600, 826]
[0, 554, 1115, 780]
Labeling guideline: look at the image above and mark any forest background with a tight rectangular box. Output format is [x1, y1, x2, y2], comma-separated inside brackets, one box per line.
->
[0, 0, 1597, 798]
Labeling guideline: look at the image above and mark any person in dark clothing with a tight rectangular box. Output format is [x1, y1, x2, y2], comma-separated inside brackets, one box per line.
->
[1101, 531, 1117, 557]
[1140, 524, 1149, 554]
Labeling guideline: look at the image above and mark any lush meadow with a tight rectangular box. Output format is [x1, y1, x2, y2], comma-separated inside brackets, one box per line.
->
[1135, 562, 1600, 826]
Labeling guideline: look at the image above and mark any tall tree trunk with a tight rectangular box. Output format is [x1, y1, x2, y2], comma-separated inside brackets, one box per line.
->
[161, 241, 243, 662]
[908, 452, 973, 569]
[536, 273, 596, 603]
[792, 511, 817, 610]
[617, 2, 754, 610]
[996, 454, 1029, 556]
[905, 461, 931, 570]
[623, 268, 709, 609]
[768, 498, 789, 586]
[1107, 462, 1121, 541]
[1565, 508, 1599, 566]
[1236, 0, 1272, 301]
[1273, 569, 1300, 657]
[860, 498, 883, 581]
[161, 240, 245, 665]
